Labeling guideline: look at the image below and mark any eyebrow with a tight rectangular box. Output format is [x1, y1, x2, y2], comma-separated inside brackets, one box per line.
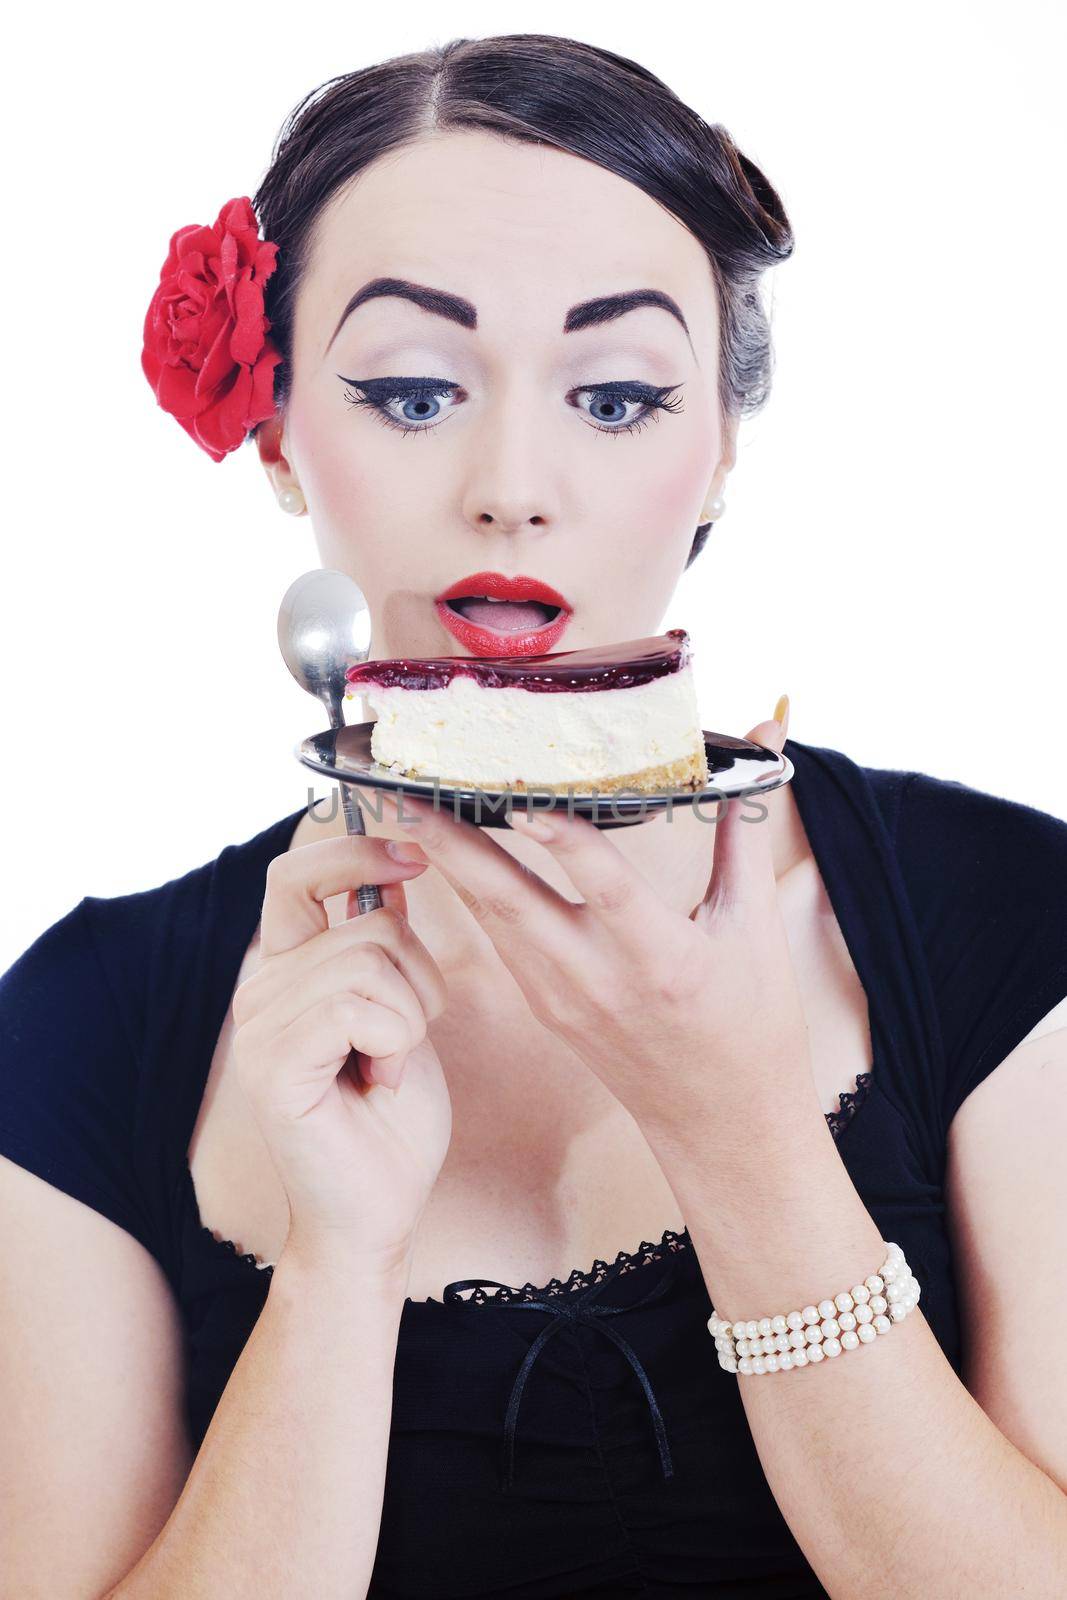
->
[324, 277, 693, 356]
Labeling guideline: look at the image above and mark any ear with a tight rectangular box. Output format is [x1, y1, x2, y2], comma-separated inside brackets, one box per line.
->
[704, 411, 739, 503]
[255, 413, 305, 513]
[720, 411, 739, 476]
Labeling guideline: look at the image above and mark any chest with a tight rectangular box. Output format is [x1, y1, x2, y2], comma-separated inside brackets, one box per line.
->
[187, 857, 872, 1300]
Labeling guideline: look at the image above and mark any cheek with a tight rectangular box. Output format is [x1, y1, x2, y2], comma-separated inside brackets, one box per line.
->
[287, 393, 383, 560]
[626, 435, 716, 547]
[288, 390, 361, 505]
[289, 387, 435, 533]
[289, 406, 375, 568]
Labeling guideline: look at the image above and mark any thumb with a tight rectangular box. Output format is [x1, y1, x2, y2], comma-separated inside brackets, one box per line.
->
[742, 692, 789, 752]
[694, 695, 790, 921]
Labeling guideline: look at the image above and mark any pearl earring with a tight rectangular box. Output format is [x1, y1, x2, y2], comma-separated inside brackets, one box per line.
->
[278, 487, 305, 515]
[700, 495, 726, 523]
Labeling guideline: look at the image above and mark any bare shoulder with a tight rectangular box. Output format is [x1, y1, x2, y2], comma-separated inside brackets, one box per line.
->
[945, 1016, 1067, 1491]
[0, 1152, 192, 1596]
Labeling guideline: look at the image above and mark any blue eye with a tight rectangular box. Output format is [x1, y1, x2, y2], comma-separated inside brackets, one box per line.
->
[339, 377, 459, 436]
[337, 375, 685, 437]
[572, 381, 686, 436]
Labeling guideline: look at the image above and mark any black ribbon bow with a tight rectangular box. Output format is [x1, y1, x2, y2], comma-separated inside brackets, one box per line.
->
[444, 1253, 680, 1493]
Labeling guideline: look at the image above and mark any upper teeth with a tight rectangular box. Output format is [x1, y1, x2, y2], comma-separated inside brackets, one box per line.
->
[453, 594, 556, 608]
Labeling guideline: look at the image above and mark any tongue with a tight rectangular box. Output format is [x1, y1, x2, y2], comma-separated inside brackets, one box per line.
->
[453, 598, 557, 633]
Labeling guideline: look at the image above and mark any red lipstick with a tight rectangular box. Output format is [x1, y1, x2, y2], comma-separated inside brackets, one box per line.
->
[434, 570, 573, 657]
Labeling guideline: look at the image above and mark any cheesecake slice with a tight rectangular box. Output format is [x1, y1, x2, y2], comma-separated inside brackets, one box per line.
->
[343, 629, 709, 794]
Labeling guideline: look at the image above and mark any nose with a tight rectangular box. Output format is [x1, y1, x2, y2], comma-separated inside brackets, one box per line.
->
[460, 380, 559, 537]
[475, 508, 546, 530]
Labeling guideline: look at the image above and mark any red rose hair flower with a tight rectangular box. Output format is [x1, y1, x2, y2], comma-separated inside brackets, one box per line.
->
[141, 196, 283, 463]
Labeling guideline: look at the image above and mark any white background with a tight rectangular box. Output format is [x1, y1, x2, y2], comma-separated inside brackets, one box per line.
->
[3, 1, 1064, 971]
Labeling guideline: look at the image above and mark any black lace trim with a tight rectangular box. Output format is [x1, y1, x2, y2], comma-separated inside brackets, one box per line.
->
[444, 1228, 690, 1306]
[203, 1229, 275, 1273]
[196, 1072, 875, 1292]
[825, 1070, 873, 1138]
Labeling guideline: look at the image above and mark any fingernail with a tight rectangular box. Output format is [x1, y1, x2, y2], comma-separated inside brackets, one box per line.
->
[507, 810, 556, 841]
[773, 694, 790, 734]
[369, 1059, 402, 1091]
[385, 839, 427, 864]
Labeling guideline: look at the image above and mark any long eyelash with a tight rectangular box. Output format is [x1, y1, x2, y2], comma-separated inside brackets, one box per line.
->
[337, 377, 686, 437]
[580, 382, 686, 437]
[340, 379, 455, 439]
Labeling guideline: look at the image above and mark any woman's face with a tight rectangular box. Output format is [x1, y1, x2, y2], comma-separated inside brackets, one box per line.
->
[260, 129, 733, 660]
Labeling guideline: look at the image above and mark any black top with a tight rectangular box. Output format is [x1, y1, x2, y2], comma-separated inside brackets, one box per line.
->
[3, 737, 1066, 1599]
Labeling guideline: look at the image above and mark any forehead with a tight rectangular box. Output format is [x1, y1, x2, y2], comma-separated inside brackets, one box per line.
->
[299, 129, 717, 348]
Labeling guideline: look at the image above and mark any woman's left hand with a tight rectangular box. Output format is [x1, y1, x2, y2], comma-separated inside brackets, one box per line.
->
[379, 705, 813, 1144]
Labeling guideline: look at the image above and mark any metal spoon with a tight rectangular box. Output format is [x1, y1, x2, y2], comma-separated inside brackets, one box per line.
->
[277, 569, 382, 914]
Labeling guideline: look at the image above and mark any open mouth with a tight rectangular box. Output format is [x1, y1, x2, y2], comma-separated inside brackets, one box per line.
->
[434, 571, 573, 656]
[443, 596, 563, 634]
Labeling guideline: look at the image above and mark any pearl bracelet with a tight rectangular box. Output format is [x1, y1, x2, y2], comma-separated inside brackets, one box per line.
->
[707, 1241, 920, 1375]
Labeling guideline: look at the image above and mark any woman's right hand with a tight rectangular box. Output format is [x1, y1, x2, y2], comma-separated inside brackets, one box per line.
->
[230, 827, 452, 1281]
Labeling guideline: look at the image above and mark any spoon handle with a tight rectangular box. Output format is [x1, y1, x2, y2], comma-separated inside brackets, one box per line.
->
[339, 781, 383, 914]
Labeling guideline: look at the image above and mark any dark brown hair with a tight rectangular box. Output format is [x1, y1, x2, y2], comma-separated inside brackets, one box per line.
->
[252, 33, 794, 567]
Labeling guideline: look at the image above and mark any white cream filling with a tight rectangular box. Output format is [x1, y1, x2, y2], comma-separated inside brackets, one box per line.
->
[354, 668, 704, 785]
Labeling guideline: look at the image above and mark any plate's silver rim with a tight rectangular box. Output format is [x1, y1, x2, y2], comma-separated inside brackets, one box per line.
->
[296, 725, 794, 810]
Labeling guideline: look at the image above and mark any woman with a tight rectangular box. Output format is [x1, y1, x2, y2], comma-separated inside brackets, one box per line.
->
[3, 33, 1066, 1600]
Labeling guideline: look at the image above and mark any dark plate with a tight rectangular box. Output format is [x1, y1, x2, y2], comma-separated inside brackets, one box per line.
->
[297, 722, 793, 830]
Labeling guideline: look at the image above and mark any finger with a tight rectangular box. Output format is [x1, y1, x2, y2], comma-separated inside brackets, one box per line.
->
[504, 803, 680, 941]
[743, 715, 787, 752]
[699, 716, 786, 918]
[259, 833, 428, 959]
[241, 905, 449, 1027]
[382, 792, 581, 936]
[238, 937, 428, 1056]
[238, 991, 414, 1103]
